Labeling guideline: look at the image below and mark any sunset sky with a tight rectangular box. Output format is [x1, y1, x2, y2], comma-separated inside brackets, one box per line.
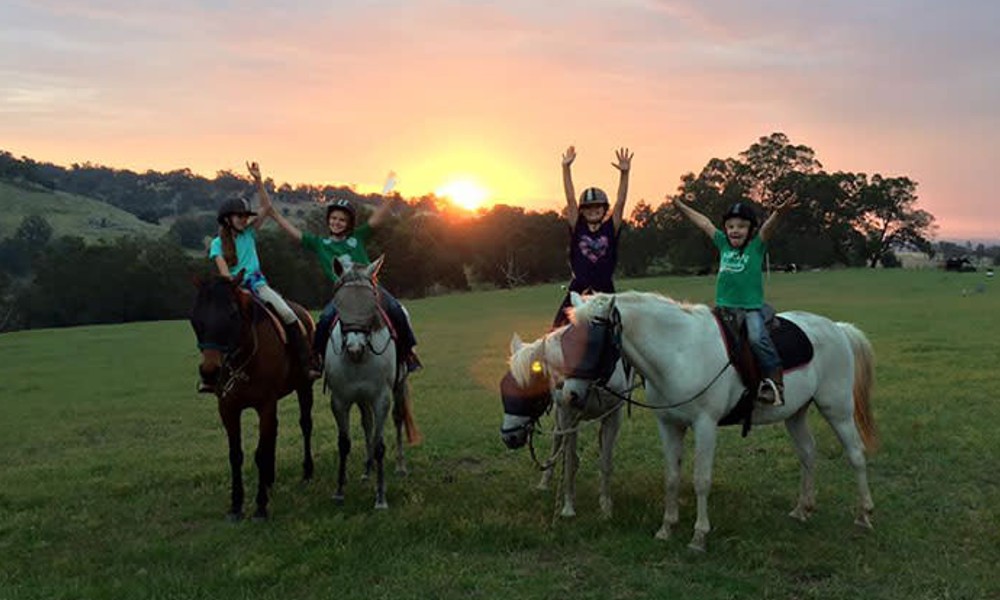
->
[2, 0, 997, 240]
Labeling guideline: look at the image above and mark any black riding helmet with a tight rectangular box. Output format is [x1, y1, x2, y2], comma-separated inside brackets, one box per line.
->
[721, 201, 759, 229]
[578, 187, 610, 208]
[325, 198, 357, 231]
[216, 197, 257, 225]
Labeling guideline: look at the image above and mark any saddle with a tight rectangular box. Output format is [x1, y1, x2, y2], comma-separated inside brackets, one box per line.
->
[239, 289, 312, 345]
[712, 306, 814, 435]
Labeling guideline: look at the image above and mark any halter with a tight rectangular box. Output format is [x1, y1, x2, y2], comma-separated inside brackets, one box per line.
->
[330, 277, 392, 356]
[195, 289, 260, 399]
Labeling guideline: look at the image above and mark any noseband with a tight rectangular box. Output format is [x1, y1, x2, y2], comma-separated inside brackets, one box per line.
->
[331, 277, 391, 355]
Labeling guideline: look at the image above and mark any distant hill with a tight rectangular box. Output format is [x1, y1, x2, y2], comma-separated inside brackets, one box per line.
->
[0, 181, 166, 242]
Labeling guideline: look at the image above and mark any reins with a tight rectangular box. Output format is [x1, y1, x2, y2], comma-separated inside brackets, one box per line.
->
[218, 306, 260, 399]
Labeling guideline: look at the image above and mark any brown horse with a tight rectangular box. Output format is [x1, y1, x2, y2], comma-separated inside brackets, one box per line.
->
[190, 274, 316, 521]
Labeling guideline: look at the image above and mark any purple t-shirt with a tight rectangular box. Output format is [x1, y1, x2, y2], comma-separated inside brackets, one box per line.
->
[568, 218, 618, 292]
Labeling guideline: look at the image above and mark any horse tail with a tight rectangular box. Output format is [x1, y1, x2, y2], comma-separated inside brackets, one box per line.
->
[399, 380, 423, 446]
[837, 322, 879, 453]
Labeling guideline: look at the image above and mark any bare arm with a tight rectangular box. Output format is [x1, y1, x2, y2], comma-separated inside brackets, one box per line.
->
[759, 194, 797, 242]
[248, 161, 302, 241]
[367, 197, 392, 230]
[213, 254, 232, 278]
[672, 194, 717, 239]
[246, 161, 272, 232]
[610, 147, 633, 233]
[561, 145, 578, 226]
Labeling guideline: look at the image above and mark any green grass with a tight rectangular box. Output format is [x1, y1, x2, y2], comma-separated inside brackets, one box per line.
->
[1, 269, 998, 599]
[0, 181, 165, 242]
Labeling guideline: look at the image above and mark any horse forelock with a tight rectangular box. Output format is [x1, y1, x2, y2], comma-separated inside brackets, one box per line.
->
[509, 327, 568, 386]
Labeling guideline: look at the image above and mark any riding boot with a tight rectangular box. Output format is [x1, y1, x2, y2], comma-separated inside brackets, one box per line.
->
[757, 369, 784, 407]
[285, 323, 320, 381]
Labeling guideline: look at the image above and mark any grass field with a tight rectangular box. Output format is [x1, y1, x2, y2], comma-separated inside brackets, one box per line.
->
[1, 269, 998, 599]
[0, 182, 166, 242]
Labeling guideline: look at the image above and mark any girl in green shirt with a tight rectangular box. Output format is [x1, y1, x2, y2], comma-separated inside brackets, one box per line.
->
[266, 177, 420, 375]
[673, 194, 795, 405]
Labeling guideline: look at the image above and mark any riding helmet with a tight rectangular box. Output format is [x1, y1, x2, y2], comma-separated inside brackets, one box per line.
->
[326, 198, 357, 228]
[578, 187, 610, 208]
[721, 201, 759, 229]
[216, 197, 256, 225]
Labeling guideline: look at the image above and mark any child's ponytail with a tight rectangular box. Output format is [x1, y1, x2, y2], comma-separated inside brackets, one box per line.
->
[219, 224, 237, 267]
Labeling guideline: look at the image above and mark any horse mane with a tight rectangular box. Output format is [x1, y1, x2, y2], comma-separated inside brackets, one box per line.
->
[568, 290, 710, 325]
[509, 326, 568, 387]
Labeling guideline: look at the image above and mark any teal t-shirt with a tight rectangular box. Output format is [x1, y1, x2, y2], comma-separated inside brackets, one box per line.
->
[209, 228, 266, 289]
[713, 230, 766, 309]
[301, 224, 373, 282]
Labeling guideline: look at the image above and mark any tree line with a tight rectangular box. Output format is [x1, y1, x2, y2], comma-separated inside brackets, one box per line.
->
[4, 132, 991, 332]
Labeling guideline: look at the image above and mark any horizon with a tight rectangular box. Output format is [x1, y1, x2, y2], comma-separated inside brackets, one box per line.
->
[2, 1, 997, 239]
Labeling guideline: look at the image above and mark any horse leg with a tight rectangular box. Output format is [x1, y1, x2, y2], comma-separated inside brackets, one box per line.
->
[556, 408, 579, 518]
[252, 404, 278, 521]
[332, 402, 351, 505]
[819, 402, 875, 529]
[221, 407, 244, 521]
[360, 403, 375, 481]
[687, 418, 718, 552]
[297, 385, 315, 481]
[392, 381, 409, 476]
[655, 419, 685, 541]
[784, 405, 817, 522]
[372, 396, 391, 510]
[536, 424, 563, 491]
[597, 407, 623, 520]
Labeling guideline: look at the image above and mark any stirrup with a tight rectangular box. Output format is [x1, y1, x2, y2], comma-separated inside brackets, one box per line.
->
[404, 352, 423, 373]
[757, 378, 783, 406]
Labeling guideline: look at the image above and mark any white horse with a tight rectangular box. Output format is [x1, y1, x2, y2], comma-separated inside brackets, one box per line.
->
[564, 291, 878, 552]
[325, 256, 418, 509]
[504, 324, 631, 519]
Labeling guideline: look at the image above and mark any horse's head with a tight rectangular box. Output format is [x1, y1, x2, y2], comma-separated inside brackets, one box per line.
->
[560, 292, 622, 412]
[190, 273, 251, 391]
[331, 255, 385, 363]
[500, 332, 561, 449]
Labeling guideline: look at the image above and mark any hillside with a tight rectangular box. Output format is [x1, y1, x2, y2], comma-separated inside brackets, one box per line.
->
[0, 181, 166, 242]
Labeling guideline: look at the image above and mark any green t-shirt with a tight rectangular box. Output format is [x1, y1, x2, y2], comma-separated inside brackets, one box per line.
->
[713, 230, 766, 309]
[301, 224, 373, 282]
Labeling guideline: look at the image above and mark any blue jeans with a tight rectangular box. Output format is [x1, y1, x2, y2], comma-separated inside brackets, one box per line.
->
[745, 309, 781, 374]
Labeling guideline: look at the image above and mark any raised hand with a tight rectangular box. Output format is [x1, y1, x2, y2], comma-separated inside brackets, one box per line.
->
[562, 145, 576, 167]
[246, 161, 262, 184]
[612, 147, 633, 172]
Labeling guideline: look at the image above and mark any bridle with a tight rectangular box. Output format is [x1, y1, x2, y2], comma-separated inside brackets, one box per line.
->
[196, 288, 259, 399]
[329, 276, 392, 356]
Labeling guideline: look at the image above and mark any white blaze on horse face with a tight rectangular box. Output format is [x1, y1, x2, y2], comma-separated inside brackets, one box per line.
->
[344, 330, 368, 360]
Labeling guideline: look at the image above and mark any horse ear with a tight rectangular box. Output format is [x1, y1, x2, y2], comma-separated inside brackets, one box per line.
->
[366, 254, 385, 280]
[510, 333, 524, 355]
[570, 291, 585, 308]
[332, 258, 345, 278]
[232, 269, 246, 287]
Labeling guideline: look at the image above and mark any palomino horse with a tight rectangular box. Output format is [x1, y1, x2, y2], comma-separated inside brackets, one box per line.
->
[503, 324, 631, 519]
[563, 291, 878, 552]
[190, 274, 315, 521]
[324, 256, 419, 509]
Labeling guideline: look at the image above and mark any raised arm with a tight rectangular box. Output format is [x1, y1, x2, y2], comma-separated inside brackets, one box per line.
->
[561, 145, 578, 226]
[758, 193, 797, 242]
[610, 147, 633, 233]
[367, 196, 393, 229]
[248, 161, 302, 241]
[672, 193, 717, 239]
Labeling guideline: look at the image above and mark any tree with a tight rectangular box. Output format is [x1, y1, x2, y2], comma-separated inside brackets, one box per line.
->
[853, 175, 936, 268]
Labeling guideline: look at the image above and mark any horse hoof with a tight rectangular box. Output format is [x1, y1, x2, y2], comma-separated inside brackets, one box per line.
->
[654, 526, 672, 541]
[375, 501, 389, 510]
[688, 532, 707, 553]
[559, 507, 577, 519]
[225, 512, 243, 523]
[854, 514, 874, 530]
[332, 494, 345, 506]
[788, 507, 810, 522]
[252, 511, 269, 522]
[395, 466, 409, 477]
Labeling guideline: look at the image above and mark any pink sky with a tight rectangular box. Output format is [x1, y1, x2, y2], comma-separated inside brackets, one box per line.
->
[2, 0, 997, 240]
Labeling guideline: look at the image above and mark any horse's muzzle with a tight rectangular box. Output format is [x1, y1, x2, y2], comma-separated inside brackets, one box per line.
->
[501, 428, 528, 450]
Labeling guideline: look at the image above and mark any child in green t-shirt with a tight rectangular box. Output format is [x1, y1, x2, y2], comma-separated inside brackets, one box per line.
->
[265, 171, 420, 376]
[672, 193, 795, 405]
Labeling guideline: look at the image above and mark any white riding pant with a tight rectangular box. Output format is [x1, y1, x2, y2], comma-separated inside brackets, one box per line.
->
[255, 284, 298, 325]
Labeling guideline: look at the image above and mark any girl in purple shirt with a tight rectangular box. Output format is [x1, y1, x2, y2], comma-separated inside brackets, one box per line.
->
[552, 145, 633, 327]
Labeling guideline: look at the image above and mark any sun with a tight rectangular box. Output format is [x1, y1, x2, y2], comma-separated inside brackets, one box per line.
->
[435, 178, 490, 211]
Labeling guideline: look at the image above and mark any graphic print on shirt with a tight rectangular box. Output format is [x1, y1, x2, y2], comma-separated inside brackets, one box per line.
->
[579, 234, 610, 263]
[719, 248, 750, 273]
